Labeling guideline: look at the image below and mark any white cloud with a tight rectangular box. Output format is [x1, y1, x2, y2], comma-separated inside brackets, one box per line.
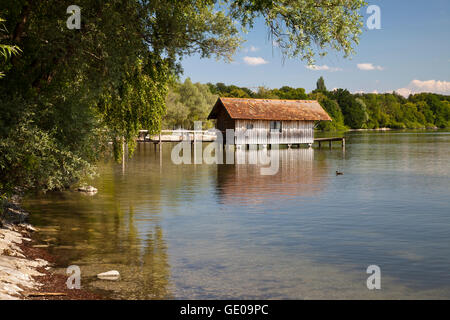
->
[395, 88, 412, 97]
[410, 79, 450, 92]
[243, 45, 259, 53]
[243, 56, 268, 66]
[357, 63, 384, 71]
[352, 89, 380, 94]
[306, 65, 342, 72]
[396, 79, 450, 97]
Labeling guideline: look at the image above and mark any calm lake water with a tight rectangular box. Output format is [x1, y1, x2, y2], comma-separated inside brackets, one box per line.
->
[23, 130, 450, 299]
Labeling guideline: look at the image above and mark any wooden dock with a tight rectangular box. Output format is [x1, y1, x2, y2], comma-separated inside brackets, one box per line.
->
[314, 137, 345, 149]
[138, 130, 217, 144]
[138, 130, 345, 149]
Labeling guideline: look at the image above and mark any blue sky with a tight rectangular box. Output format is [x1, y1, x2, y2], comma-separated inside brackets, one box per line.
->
[180, 0, 450, 96]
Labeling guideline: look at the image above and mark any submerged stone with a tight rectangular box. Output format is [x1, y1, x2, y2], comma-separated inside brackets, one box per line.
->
[97, 270, 120, 281]
[77, 186, 98, 194]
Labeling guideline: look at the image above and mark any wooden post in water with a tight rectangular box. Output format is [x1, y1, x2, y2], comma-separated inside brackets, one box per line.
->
[193, 130, 197, 164]
[122, 138, 126, 174]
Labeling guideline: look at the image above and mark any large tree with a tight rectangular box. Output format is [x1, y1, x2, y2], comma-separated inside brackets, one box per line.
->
[163, 78, 217, 129]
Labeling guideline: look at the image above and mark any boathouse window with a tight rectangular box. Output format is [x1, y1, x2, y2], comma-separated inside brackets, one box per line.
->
[246, 124, 254, 130]
[270, 121, 282, 132]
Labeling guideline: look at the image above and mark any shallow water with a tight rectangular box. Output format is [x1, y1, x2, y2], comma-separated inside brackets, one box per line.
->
[24, 130, 450, 299]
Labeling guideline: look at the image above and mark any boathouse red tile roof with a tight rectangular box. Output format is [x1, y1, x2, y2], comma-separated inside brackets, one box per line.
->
[208, 97, 332, 121]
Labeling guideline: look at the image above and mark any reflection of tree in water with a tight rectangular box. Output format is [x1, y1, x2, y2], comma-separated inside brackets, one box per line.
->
[25, 155, 173, 298]
[79, 181, 172, 299]
[216, 148, 329, 204]
[139, 225, 171, 299]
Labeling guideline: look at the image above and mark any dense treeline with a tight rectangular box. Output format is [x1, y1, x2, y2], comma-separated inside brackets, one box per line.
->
[203, 78, 450, 131]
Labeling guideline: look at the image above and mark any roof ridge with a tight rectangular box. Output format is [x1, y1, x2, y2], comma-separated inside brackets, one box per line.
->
[220, 97, 317, 103]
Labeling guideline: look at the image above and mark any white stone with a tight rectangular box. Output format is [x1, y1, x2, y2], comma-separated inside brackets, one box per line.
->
[97, 270, 120, 280]
[77, 185, 98, 193]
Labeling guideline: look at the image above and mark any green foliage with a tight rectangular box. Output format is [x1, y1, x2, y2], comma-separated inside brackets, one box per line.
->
[0, 17, 21, 78]
[229, 0, 367, 64]
[328, 89, 367, 128]
[208, 82, 254, 98]
[316, 76, 327, 92]
[350, 92, 449, 129]
[98, 56, 170, 160]
[254, 86, 280, 99]
[163, 78, 218, 129]
[309, 92, 347, 131]
[0, 115, 97, 194]
[207, 83, 308, 100]
[271, 86, 308, 100]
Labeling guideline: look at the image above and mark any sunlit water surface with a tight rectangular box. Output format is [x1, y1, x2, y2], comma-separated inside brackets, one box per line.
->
[24, 130, 450, 299]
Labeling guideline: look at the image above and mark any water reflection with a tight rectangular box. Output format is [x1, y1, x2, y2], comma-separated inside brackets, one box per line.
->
[23, 132, 450, 299]
[26, 158, 173, 299]
[216, 148, 328, 205]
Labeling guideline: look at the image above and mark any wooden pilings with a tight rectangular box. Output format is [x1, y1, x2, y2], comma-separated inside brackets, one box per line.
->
[315, 137, 346, 149]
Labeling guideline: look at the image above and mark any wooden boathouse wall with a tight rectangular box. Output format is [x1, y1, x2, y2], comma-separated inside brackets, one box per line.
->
[216, 103, 235, 134]
[234, 120, 314, 145]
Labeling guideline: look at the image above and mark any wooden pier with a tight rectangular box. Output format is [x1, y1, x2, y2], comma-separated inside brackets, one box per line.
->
[314, 137, 345, 149]
[138, 130, 217, 144]
[138, 130, 345, 149]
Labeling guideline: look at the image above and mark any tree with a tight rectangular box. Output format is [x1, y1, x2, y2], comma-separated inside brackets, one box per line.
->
[272, 86, 307, 100]
[163, 78, 217, 129]
[228, 88, 252, 98]
[330, 89, 366, 128]
[255, 86, 279, 99]
[316, 76, 327, 92]
[309, 92, 346, 131]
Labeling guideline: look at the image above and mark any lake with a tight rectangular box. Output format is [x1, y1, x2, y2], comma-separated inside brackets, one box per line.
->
[23, 130, 450, 299]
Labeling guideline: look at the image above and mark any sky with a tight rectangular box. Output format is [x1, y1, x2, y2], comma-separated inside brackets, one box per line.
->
[180, 0, 450, 96]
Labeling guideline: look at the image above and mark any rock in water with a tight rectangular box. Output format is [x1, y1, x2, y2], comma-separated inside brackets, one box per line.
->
[1, 202, 30, 225]
[77, 186, 98, 194]
[97, 270, 120, 281]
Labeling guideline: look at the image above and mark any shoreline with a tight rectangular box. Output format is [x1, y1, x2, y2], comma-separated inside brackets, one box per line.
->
[0, 201, 102, 300]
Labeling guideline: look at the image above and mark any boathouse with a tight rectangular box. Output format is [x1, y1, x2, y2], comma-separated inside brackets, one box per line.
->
[207, 97, 332, 146]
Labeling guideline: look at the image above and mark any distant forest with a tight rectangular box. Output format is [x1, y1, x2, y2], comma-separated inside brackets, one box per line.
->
[164, 77, 450, 131]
